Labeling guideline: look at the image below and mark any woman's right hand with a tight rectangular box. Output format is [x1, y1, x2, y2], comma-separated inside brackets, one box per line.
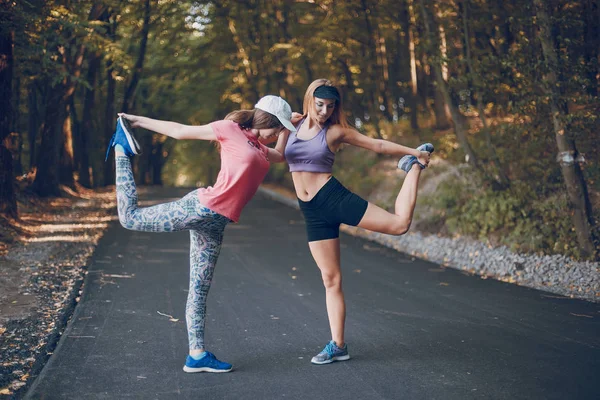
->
[417, 151, 431, 168]
[118, 113, 142, 128]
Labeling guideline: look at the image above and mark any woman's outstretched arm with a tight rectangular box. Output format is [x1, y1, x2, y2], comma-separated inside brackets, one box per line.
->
[332, 125, 430, 165]
[119, 113, 216, 141]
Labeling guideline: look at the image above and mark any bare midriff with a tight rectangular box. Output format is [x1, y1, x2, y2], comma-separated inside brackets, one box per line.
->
[292, 171, 333, 202]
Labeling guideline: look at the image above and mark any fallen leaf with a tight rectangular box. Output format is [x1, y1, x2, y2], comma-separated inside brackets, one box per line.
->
[569, 313, 593, 318]
[157, 311, 179, 322]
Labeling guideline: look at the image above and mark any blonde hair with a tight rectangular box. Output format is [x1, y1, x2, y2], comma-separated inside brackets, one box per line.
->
[302, 79, 349, 129]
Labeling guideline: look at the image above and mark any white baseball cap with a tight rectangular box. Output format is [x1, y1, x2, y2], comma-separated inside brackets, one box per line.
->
[255, 95, 297, 132]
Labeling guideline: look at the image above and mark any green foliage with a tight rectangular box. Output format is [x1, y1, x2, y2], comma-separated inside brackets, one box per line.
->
[424, 175, 586, 259]
[161, 139, 220, 187]
[333, 146, 382, 198]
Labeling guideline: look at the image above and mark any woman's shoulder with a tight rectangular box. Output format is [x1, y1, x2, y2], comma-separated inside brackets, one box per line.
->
[212, 119, 245, 133]
[325, 122, 346, 135]
[212, 119, 239, 129]
[210, 119, 244, 141]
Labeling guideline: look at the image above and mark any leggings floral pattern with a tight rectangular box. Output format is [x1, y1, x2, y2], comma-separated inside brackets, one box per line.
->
[116, 156, 230, 350]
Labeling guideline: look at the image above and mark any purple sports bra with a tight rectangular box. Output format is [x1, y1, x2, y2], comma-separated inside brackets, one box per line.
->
[284, 118, 335, 173]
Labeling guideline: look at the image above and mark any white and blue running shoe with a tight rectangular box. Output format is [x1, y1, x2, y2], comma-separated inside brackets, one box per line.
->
[311, 340, 350, 365]
[183, 352, 233, 373]
[397, 142, 434, 172]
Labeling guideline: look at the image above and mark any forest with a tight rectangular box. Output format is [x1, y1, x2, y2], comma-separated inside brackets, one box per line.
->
[0, 0, 598, 260]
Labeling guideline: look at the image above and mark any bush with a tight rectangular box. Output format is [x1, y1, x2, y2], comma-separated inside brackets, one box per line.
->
[424, 174, 584, 258]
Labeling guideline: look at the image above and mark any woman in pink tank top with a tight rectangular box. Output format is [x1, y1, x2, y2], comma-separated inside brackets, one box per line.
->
[106, 95, 296, 374]
[277, 79, 433, 365]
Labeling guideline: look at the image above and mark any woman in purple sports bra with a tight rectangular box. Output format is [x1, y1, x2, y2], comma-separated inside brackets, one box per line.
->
[278, 78, 433, 365]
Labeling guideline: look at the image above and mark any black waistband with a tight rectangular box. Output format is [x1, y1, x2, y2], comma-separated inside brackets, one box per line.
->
[297, 177, 343, 206]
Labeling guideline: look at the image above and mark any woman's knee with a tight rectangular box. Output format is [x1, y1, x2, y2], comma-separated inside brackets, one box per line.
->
[389, 217, 411, 236]
[321, 271, 342, 290]
[118, 213, 135, 230]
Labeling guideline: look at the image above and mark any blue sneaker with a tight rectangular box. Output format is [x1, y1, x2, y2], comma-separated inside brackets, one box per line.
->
[397, 142, 434, 172]
[183, 352, 233, 373]
[311, 340, 350, 365]
[105, 116, 142, 161]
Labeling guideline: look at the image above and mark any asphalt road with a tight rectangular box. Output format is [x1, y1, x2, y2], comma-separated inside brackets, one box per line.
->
[25, 188, 600, 400]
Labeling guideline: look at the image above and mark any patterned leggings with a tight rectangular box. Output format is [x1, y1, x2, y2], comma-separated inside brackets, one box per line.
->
[115, 156, 230, 350]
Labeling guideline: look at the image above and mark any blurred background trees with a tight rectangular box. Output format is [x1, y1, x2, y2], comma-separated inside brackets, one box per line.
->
[0, 0, 598, 260]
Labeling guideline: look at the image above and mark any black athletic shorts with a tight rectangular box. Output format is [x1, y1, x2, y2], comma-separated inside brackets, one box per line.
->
[297, 177, 369, 242]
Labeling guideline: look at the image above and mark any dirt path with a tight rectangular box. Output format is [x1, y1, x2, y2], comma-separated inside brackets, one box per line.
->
[0, 186, 118, 397]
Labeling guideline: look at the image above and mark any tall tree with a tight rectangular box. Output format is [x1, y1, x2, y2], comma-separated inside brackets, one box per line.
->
[460, 0, 509, 187]
[0, 1, 17, 217]
[533, 0, 597, 259]
[121, 0, 151, 113]
[418, 0, 477, 164]
[79, 5, 109, 187]
[32, 3, 87, 196]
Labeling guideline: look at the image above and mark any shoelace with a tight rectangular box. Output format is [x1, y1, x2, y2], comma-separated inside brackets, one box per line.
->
[323, 342, 337, 356]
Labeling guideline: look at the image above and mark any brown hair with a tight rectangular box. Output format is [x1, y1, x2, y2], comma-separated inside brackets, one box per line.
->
[225, 109, 284, 130]
[302, 79, 349, 129]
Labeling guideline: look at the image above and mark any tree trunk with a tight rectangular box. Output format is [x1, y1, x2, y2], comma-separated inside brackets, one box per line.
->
[360, 0, 386, 126]
[399, 0, 420, 131]
[534, 0, 598, 259]
[35, 22, 86, 196]
[419, 0, 478, 165]
[375, 27, 394, 121]
[224, 13, 259, 102]
[32, 88, 65, 197]
[432, 82, 450, 129]
[428, 5, 451, 130]
[103, 11, 118, 186]
[461, 0, 510, 187]
[13, 76, 22, 175]
[0, 19, 17, 218]
[121, 0, 151, 113]
[59, 101, 76, 189]
[79, 51, 101, 188]
[27, 81, 40, 169]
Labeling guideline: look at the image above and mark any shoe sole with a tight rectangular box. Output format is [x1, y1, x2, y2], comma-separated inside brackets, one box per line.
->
[118, 117, 142, 155]
[311, 354, 350, 365]
[183, 365, 233, 373]
[417, 143, 435, 154]
[398, 155, 417, 172]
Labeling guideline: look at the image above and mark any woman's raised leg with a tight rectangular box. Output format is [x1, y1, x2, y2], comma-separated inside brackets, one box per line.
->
[115, 155, 201, 232]
[357, 163, 422, 235]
